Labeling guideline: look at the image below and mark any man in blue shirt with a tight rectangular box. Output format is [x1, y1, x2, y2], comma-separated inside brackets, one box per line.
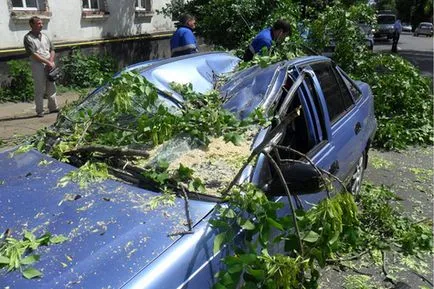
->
[391, 19, 402, 53]
[243, 19, 291, 62]
[170, 14, 198, 57]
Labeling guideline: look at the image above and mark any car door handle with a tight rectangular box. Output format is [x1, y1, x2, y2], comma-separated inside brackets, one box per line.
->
[329, 160, 339, 175]
[354, 122, 362, 135]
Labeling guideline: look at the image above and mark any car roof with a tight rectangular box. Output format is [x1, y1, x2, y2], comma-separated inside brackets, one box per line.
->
[122, 52, 329, 103]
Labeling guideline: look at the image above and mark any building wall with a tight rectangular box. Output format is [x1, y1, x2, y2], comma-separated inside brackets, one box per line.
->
[0, 0, 183, 82]
[0, 0, 175, 50]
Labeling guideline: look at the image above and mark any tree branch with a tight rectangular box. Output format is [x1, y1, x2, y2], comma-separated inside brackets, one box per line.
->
[222, 106, 301, 195]
[67, 145, 149, 158]
[264, 151, 304, 257]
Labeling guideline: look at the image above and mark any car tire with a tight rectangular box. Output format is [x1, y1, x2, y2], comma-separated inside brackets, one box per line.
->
[349, 152, 365, 195]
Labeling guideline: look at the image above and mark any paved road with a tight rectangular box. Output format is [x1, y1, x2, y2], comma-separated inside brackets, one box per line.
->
[374, 32, 433, 76]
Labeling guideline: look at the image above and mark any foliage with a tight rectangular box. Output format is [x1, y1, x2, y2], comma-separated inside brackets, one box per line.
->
[0, 230, 68, 279]
[0, 60, 34, 103]
[158, 0, 300, 50]
[212, 183, 362, 288]
[57, 161, 110, 189]
[343, 275, 372, 289]
[160, 0, 433, 150]
[212, 181, 432, 288]
[352, 54, 433, 149]
[306, 2, 375, 72]
[357, 183, 433, 254]
[60, 49, 116, 89]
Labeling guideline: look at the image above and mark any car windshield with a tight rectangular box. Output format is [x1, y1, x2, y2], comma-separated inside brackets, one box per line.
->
[378, 15, 395, 24]
[420, 24, 432, 29]
[221, 63, 281, 119]
[52, 72, 264, 198]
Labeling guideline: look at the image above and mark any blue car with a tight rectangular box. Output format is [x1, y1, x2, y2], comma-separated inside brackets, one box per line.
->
[0, 52, 376, 289]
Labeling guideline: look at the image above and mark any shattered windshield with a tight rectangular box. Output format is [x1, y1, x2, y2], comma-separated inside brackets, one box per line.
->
[42, 71, 263, 198]
[221, 63, 281, 119]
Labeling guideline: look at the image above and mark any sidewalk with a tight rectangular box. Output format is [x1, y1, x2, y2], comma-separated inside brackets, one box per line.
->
[0, 92, 80, 121]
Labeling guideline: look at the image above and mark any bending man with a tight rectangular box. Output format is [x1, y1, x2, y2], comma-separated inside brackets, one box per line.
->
[243, 19, 291, 62]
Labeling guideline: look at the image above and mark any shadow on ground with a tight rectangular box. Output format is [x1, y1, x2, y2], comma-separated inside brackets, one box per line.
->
[398, 50, 433, 76]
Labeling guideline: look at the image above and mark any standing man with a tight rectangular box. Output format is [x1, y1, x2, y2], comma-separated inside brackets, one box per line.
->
[24, 16, 58, 117]
[391, 19, 402, 53]
[170, 14, 198, 57]
[243, 19, 292, 62]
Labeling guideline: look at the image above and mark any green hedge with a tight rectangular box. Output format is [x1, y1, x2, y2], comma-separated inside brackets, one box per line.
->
[0, 51, 116, 103]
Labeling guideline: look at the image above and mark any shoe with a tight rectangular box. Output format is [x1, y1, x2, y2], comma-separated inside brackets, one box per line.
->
[36, 113, 44, 117]
[49, 109, 60, 114]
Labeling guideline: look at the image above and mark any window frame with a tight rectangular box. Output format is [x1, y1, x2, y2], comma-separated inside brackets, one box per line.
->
[11, 0, 38, 11]
[82, 0, 100, 11]
[135, 0, 148, 11]
[310, 61, 354, 124]
[336, 67, 362, 102]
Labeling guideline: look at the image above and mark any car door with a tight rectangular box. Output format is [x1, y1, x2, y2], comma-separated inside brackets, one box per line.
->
[306, 61, 365, 184]
[251, 66, 334, 211]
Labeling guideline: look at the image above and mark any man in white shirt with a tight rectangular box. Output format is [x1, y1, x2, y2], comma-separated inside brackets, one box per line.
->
[23, 16, 58, 117]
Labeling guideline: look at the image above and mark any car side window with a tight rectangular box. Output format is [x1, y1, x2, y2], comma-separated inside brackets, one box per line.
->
[337, 68, 362, 101]
[311, 62, 354, 123]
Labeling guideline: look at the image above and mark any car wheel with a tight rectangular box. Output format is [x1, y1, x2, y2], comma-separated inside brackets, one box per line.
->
[349, 153, 365, 195]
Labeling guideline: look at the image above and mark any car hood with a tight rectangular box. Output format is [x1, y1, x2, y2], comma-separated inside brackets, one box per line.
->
[0, 149, 216, 289]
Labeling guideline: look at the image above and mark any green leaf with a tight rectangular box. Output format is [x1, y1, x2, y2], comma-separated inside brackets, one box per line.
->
[239, 254, 257, 264]
[223, 133, 243, 146]
[0, 255, 10, 264]
[213, 232, 226, 254]
[213, 283, 227, 289]
[220, 208, 236, 219]
[240, 219, 255, 230]
[22, 267, 42, 279]
[50, 235, 69, 244]
[267, 217, 283, 231]
[246, 268, 265, 280]
[302, 231, 320, 243]
[20, 255, 40, 265]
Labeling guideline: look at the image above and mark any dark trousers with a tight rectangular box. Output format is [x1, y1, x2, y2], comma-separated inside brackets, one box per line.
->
[391, 32, 400, 53]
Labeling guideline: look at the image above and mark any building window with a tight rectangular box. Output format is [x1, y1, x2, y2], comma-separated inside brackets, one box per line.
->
[135, 0, 151, 11]
[82, 0, 100, 10]
[11, 0, 38, 10]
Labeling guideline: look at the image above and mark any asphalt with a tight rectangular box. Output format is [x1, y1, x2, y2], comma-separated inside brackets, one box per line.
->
[0, 91, 80, 121]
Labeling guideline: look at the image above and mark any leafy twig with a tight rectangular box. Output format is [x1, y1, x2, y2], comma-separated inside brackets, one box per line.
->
[222, 106, 301, 195]
[273, 145, 332, 198]
[264, 151, 304, 257]
[181, 186, 193, 232]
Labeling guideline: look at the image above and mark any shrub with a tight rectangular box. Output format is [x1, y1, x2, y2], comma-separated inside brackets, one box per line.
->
[0, 60, 34, 103]
[306, 2, 433, 149]
[353, 53, 433, 150]
[60, 49, 116, 89]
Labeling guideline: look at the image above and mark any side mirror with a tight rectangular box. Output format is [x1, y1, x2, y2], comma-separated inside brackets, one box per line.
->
[267, 162, 324, 196]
